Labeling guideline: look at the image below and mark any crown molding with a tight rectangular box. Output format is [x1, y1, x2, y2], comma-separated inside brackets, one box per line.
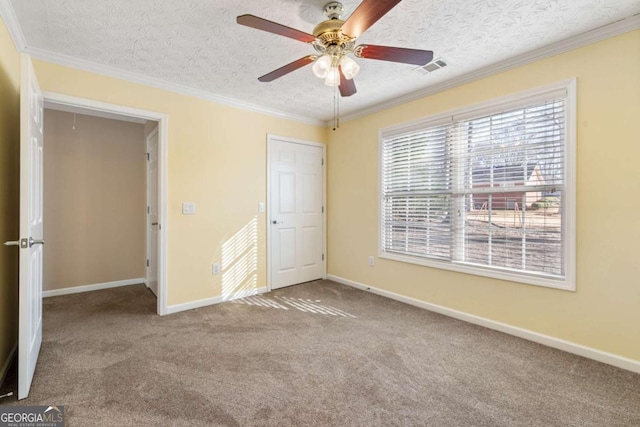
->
[335, 13, 640, 125]
[0, 0, 26, 51]
[23, 46, 325, 127]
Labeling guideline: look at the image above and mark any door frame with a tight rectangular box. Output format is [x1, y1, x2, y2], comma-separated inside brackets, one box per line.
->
[43, 91, 170, 315]
[266, 134, 326, 292]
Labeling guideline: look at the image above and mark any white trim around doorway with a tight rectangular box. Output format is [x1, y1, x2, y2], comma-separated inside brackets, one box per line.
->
[43, 92, 170, 316]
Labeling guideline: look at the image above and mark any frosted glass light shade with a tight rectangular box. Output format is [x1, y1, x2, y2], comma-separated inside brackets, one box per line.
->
[340, 55, 360, 80]
[324, 67, 340, 87]
[312, 55, 332, 78]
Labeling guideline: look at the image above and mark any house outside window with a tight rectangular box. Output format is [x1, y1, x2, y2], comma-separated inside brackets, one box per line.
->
[379, 80, 576, 290]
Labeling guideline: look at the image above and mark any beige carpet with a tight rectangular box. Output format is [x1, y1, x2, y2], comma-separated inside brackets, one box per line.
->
[1, 280, 639, 426]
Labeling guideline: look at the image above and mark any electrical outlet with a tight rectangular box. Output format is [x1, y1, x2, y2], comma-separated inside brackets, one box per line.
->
[258, 202, 265, 213]
[368, 256, 375, 267]
[212, 263, 220, 275]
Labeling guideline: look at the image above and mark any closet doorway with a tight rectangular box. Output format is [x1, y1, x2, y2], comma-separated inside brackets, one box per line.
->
[42, 93, 169, 315]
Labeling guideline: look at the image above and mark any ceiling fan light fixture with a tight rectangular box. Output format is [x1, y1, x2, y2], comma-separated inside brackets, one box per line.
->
[312, 54, 332, 78]
[324, 67, 340, 87]
[339, 55, 360, 80]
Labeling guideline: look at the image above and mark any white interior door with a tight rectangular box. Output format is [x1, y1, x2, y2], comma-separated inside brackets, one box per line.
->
[146, 128, 159, 296]
[269, 137, 325, 290]
[11, 55, 44, 400]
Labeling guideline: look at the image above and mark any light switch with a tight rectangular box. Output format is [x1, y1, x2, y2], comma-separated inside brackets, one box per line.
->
[182, 202, 196, 215]
[258, 202, 265, 213]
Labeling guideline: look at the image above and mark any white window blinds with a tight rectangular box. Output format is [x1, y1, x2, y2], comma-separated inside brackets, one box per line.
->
[381, 91, 570, 283]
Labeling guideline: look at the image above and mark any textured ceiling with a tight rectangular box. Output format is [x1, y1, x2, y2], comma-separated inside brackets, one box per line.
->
[9, 0, 640, 122]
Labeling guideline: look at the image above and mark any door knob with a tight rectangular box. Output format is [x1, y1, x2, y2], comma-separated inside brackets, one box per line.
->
[151, 222, 158, 226]
[4, 238, 28, 248]
[29, 237, 45, 247]
[272, 220, 283, 225]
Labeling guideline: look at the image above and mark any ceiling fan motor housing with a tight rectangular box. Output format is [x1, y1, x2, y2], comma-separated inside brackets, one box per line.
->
[313, 19, 350, 45]
[313, 2, 354, 50]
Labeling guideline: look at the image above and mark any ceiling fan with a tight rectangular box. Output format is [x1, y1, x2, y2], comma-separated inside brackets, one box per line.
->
[237, 0, 434, 97]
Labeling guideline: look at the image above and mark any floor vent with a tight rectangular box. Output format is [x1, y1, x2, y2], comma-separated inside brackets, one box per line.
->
[417, 58, 448, 74]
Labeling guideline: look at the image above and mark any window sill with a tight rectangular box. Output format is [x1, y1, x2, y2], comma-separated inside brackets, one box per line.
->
[379, 252, 575, 291]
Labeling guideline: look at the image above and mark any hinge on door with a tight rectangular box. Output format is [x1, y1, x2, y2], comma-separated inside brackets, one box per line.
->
[322, 206, 324, 213]
[322, 158, 324, 166]
[147, 206, 150, 214]
[322, 254, 325, 261]
[146, 259, 150, 267]
[145, 152, 150, 161]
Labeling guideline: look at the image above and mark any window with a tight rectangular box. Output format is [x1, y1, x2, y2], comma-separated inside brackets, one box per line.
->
[380, 81, 576, 290]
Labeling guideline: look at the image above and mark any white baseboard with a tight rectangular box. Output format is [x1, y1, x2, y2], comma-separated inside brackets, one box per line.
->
[165, 286, 268, 315]
[43, 278, 145, 298]
[0, 342, 17, 388]
[327, 274, 640, 374]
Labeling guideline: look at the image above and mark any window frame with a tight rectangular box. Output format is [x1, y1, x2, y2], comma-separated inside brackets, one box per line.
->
[378, 79, 576, 291]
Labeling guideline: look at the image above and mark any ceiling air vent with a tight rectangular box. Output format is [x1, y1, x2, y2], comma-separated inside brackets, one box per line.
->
[417, 58, 448, 74]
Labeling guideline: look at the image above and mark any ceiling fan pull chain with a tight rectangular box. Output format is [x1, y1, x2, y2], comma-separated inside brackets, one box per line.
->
[337, 84, 340, 129]
[333, 85, 338, 131]
[332, 84, 341, 131]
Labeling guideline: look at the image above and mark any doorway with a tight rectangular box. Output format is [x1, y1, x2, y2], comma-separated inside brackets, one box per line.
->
[267, 135, 326, 290]
[42, 109, 150, 298]
[42, 93, 169, 315]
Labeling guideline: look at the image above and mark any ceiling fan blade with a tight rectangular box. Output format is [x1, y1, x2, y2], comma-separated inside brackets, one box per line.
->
[237, 15, 316, 43]
[356, 44, 434, 66]
[340, 0, 402, 38]
[258, 55, 316, 82]
[339, 67, 357, 97]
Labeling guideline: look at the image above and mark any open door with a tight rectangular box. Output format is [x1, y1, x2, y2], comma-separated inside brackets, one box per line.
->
[146, 127, 159, 296]
[3, 55, 44, 400]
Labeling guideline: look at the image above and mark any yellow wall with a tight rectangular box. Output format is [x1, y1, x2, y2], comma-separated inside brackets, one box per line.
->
[0, 17, 20, 379]
[327, 30, 640, 361]
[43, 110, 146, 291]
[32, 59, 327, 306]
